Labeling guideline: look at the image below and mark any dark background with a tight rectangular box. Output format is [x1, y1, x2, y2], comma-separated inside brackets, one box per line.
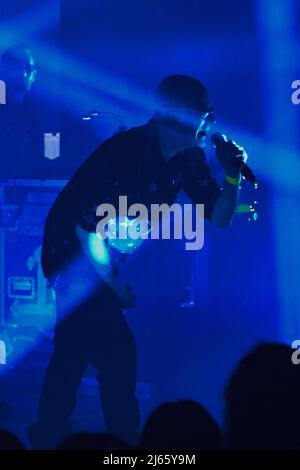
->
[0, 0, 300, 438]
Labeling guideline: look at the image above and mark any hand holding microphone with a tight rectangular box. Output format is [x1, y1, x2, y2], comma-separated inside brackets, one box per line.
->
[211, 133, 256, 183]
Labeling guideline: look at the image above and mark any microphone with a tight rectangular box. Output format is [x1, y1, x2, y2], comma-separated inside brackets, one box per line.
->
[211, 132, 256, 183]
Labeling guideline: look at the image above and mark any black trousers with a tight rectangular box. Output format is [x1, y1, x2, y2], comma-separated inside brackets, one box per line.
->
[30, 262, 139, 448]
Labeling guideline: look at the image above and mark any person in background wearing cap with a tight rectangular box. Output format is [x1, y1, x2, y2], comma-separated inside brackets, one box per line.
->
[29, 74, 246, 448]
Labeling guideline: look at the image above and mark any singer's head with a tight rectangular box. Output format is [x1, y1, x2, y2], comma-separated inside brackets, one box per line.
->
[154, 74, 215, 153]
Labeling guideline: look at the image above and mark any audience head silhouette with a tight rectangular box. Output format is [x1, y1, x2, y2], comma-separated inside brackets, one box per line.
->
[138, 399, 222, 450]
[0, 428, 25, 450]
[57, 432, 130, 450]
[225, 342, 300, 449]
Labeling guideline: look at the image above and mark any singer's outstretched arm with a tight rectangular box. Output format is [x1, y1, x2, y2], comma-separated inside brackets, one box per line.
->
[209, 134, 247, 228]
[210, 179, 240, 228]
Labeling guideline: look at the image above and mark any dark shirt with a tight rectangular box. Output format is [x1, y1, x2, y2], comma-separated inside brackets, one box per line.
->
[41, 119, 220, 281]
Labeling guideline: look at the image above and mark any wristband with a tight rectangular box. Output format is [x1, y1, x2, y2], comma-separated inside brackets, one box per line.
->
[225, 173, 241, 186]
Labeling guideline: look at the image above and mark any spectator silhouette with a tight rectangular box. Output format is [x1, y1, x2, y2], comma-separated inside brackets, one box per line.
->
[225, 342, 300, 449]
[57, 432, 130, 450]
[0, 428, 26, 450]
[138, 400, 222, 450]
